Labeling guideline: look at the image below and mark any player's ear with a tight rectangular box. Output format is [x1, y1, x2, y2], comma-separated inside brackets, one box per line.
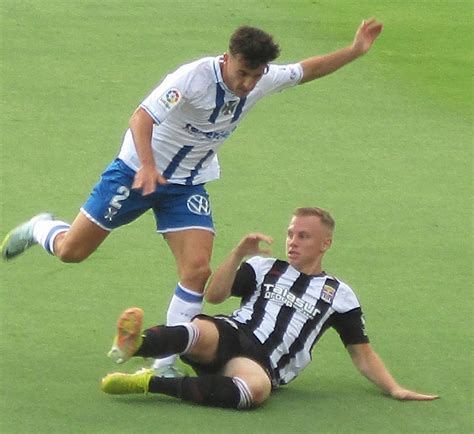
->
[322, 236, 332, 252]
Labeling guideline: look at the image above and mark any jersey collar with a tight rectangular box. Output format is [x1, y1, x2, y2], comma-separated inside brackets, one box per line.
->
[213, 55, 235, 95]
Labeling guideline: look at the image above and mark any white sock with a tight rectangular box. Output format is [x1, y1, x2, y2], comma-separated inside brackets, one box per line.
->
[167, 283, 204, 325]
[153, 283, 204, 369]
[33, 220, 70, 255]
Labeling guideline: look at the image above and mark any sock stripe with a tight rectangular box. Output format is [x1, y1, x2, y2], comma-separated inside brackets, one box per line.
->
[232, 377, 254, 409]
[175, 284, 204, 303]
[180, 323, 200, 354]
[44, 225, 70, 255]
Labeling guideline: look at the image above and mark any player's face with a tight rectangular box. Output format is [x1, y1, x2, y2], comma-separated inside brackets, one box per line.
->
[221, 52, 267, 98]
[286, 215, 332, 274]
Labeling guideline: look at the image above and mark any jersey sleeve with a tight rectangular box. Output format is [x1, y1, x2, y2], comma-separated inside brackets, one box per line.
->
[255, 63, 303, 96]
[139, 73, 185, 125]
[330, 307, 370, 346]
[231, 262, 257, 298]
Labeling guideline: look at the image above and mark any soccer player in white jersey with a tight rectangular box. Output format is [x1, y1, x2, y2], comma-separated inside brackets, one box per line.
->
[2, 20, 383, 375]
[101, 207, 439, 409]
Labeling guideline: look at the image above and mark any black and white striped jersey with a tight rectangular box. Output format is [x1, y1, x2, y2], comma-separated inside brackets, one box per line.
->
[229, 256, 369, 387]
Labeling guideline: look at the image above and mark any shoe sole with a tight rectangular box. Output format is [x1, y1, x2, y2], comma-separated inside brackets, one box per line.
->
[108, 307, 144, 364]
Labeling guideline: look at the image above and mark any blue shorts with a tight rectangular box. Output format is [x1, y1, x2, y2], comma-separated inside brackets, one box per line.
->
[81, 159, 214, 233]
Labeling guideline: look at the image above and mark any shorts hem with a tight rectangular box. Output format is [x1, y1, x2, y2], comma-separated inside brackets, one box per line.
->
[158, 226, 215, 234]
[80, 208, 113, 232]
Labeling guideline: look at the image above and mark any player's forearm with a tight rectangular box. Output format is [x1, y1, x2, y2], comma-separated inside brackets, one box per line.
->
[299, 46, 361, 83]
[129, 107, 156, 168]
[204, 249, 245, 304]
[350, 345, 401, 396]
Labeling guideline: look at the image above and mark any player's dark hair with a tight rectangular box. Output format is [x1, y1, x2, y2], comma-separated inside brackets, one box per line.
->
[293, 207, 335, 231]
[229, 26, 280, 68]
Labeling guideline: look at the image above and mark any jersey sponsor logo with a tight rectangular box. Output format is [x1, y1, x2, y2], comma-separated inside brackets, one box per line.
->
[320, 284, 336, 304]
[263, 283, 321, 319]
[187, 194, 211, 215]
[184, 123, 235, 141]
[159, 88, 181, 111]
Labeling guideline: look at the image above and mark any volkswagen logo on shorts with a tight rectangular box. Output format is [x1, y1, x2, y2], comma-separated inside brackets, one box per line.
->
[187, 195, 211, 215]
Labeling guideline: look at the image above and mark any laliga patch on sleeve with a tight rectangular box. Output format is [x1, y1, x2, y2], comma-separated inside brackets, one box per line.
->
[158, 88, 182, 112]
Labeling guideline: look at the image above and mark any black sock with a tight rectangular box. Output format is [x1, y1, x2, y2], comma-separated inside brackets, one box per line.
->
[134, 325, 190, 358]
[149, 375, 243, 409]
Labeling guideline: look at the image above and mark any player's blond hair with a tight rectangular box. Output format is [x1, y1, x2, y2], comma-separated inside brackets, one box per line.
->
[292, 207, 335, 231]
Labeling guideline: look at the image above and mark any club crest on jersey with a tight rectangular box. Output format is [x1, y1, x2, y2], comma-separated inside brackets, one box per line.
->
[221, 100, 238, 116]
[320, 284, 336, 304]
[159, 88, 181, 111]
[187, 195, 211, 216]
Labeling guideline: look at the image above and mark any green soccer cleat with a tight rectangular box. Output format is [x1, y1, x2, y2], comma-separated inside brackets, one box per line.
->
[101, 368, 154, 395]
[107, 307, 144, 364]
[1, 213, 54, 260]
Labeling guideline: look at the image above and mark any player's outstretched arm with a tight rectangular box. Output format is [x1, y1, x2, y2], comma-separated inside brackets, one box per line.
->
[205, 233, 273, 304]
[347, 343, 439, 401]
[299, 18, 383, 84]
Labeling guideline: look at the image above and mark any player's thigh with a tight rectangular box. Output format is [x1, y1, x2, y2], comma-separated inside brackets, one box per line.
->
[56, 212, 110, 260]
[186, 317, 220, 364]
[221, 357, 272, 405]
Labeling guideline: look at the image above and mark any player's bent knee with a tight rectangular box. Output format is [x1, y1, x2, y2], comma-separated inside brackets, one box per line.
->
[55, 243, 92, 263]
[247, 377, 271, 406]
[232, 375, 271, 409]
[181, 258, 212, 286]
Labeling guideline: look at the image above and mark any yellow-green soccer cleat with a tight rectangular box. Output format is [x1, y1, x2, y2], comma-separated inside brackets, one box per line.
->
[107, 307, 144, 364]
[1, 213, 54, 260]
[101, 368, 154, 395]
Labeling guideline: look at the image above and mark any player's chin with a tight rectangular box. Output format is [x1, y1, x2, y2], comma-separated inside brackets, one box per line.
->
[287, 253, 300, 265]
[235, 89, 251, 98]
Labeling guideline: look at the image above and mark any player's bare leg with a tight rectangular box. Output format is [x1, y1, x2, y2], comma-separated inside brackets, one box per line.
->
[52, 212, 110, 262]
[152, 229, 213, 375]
[165, 228, 213, 294]
[222, 357, 272, 407]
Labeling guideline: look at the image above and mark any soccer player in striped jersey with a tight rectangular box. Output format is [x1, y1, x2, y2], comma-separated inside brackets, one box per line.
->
[2, 20, 383, 376]
[101, 207, 439, 409]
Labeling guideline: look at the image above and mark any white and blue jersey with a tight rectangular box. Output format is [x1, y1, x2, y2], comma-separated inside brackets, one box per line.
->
[82, 57, 302, 232]
[118, 56, 303, 185]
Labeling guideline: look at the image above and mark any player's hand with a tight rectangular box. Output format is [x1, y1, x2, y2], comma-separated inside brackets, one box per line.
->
[390, 387, 440, 401]
[235, 233, 273, 258]
[352, 18, 383, 55]
[132, 165, 167, 195]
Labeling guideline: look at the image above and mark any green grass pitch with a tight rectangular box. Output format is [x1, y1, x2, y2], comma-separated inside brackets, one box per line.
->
[1, 0, 472, 433]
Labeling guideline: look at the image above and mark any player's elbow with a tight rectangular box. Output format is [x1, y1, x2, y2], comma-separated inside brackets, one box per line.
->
[129, 107, 153, 130]
[204, 290, 226, 305]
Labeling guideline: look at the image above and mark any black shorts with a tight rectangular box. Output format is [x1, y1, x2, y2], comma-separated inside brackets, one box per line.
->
[181, 314, 275, 384]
